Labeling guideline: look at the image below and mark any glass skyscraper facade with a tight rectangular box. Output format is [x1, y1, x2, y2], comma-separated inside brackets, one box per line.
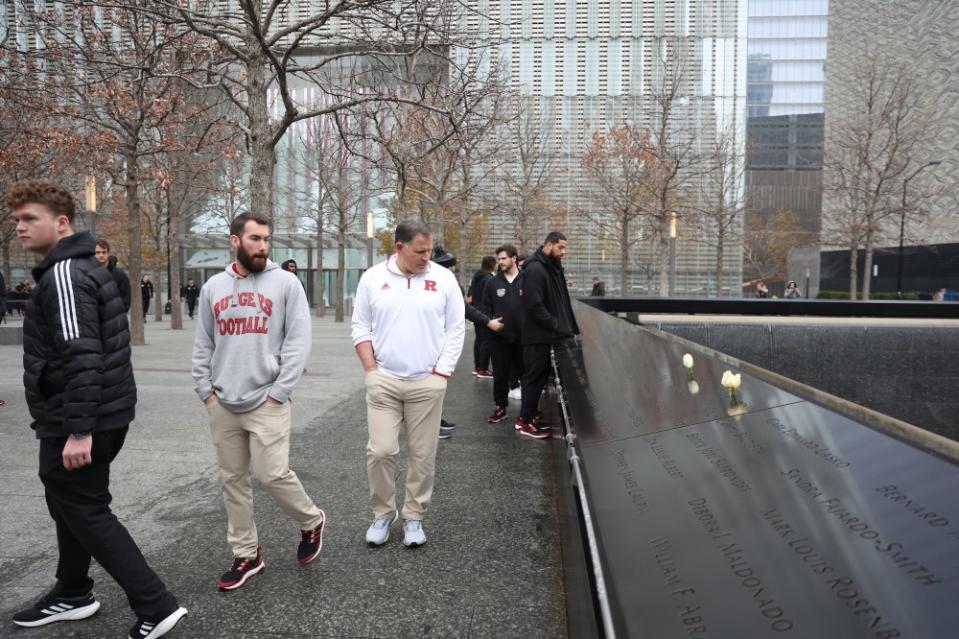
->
[746, 0, 828, 117]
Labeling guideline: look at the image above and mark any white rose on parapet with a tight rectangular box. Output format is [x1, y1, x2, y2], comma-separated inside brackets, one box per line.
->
[687, 379, 700, 395]
[721, 371, 742, 391]
[682, 353, 694, 369]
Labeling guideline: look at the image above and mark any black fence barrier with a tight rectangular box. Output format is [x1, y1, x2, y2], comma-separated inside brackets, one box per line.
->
[551, 300, 959, 638]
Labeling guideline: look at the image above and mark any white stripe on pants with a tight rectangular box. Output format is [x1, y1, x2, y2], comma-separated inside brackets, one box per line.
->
[365, 370, 447, 520]
[207, 399, 324, 558]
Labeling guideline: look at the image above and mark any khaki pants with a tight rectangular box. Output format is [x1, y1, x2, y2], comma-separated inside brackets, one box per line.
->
[365, 370, 447, 521]
[207, 400, 324, 558]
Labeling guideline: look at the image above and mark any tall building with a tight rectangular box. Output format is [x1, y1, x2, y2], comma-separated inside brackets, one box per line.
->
[744, 0, 827, 294]
[474, 0, 749, 296]
[823, 1, 959, 250]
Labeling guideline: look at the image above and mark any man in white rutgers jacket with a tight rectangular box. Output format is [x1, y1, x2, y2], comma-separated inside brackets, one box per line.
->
[351, 220, 465, 548]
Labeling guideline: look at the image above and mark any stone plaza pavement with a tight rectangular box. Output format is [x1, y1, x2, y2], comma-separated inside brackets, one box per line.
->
[0, 316, 566, 638]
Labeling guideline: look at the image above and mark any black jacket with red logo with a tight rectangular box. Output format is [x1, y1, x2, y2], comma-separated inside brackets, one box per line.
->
[479, 270, 525, 343]
[519, 247, 580, 345]
[23, 232, 136, 438]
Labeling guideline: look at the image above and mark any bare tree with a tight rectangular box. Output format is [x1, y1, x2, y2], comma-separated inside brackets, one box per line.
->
[494, 97, 557, 254]
[4, 2, 217, 344]
[690, 126, 746, 297]
[824, 55, 939, 299]
[581, 124, 654, 293]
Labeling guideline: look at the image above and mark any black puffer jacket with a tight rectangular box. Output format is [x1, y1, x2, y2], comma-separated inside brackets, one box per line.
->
[519, 246, 580, 345]
[24, 232, 136, 438]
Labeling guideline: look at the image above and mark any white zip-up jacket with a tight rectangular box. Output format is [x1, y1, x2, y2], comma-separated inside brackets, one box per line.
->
[351, 256, 465, 380]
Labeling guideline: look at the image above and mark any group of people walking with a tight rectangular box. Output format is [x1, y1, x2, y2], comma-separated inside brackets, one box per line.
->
[6, 178, 578, 639]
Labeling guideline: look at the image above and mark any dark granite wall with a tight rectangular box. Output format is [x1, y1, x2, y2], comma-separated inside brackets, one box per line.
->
[647, 321, 959, 442]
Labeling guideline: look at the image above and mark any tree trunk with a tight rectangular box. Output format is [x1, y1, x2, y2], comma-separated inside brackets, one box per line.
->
[1, 233, 11, 286]
[619, 218, 629, 294]
[246, 51, 276, 219]
[335, 215, 346, 323]
[168, 191, 183, 330]
[315, 206, 325, 317]
[715, 227, 725, 298]
[126, 151, 145, 346]
[658, 217, 669, 297]
[155, 259, 163, 322]
[848, 243, 858, 300]
[459, 216, 469, 289]
[862, 229, 875, 301]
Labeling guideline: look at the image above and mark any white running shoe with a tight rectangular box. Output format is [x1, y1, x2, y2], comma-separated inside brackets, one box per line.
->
[403, 519, 427, 547]
[366, 514, 396, 546]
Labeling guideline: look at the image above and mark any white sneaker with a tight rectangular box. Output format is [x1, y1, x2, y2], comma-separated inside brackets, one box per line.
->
[403, 519, 427, 547]
[508, 387, 522, 400]
[365, 514, 396, 546]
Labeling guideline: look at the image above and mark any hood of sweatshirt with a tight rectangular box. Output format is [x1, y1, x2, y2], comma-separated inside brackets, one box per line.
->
[529, 246, 563, 274]
[191, 258, 312, 413]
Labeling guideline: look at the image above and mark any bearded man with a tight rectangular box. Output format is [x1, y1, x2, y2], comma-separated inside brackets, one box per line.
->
[191, 212, 326, 591]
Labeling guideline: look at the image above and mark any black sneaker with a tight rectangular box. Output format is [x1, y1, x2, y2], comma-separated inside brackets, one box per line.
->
[441, 419, 457, 430]
[487, 406, 507, 423]
[128, 606, 188, 639]
[12, 590, 100, 627]
[297, 512, 326, 566]
[217, 547, 265, 591]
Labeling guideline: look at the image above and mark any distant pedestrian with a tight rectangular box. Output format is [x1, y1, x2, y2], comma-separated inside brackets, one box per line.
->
[467, 255, 496, 378]
[590, 276, 606, 297]
[756, 281, 769, 298]
[351, 220, 465, 548]
[934, 288, 947, 301]
[479, 244, 525, 425]
[94, 239, 131, 312]
[517, 231, 580, 439]
[180, 277, 200, 319]
[140, 274, 154, 320]
[7, 179, 187, 638]
[784, 281, 801, 299]
[192, 211, 325, 591]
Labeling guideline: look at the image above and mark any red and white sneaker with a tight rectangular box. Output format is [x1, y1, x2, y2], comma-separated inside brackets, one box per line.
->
[218, 547, 265, 591]
[475, 369, 493, 379]
[297, 511, 326, 566]
[515, 417, 550, 439]
[487, 406, 508, 423]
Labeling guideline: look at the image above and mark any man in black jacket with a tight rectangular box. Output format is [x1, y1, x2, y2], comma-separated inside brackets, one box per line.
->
[479, 244, 525, 425]
[180, 277, 200, 319]
[466, 255, 496, 378]
[517, 231, 580, 439]
[94, 239, 131, 312]
[7, 180, 186, 638]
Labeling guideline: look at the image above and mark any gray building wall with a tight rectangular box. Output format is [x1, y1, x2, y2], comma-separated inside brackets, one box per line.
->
[823, 1, 959, 249]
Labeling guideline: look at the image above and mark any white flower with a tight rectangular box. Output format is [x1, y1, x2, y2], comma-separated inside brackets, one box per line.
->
[682, 353, 694, 369]
[687, 379, 700, 395]
[721, 371, 742, 390]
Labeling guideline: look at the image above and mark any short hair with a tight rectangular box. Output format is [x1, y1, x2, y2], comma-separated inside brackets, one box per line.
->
[95, 239, 111, 252]
[394, 219, 431, 244]
[495, 244, 518, 258]
[5, 179, 76, 223]
[229, 211, 272, 238]
[544, 231, 567, 245]
[481, 255, 497, 271]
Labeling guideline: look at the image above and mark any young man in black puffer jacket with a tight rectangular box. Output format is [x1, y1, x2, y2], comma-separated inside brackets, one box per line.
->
[7, 180, 186, 639]
[517, 231, 580, 439]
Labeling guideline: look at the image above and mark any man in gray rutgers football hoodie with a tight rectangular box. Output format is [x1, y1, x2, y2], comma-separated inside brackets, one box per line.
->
[192, 212, 325, 591]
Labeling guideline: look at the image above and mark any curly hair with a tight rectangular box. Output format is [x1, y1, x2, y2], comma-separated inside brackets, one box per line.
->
[4, 179, 76, 223]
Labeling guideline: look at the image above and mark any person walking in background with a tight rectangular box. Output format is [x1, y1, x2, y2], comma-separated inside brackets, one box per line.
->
[140, 274, 154, 321]
[479, 244, 525, 425]
[466, 255, 496, 378]
[517, 231, 580, 440]
[784, 281, 801, 299]
[590, 276, 606, 297]
[192, 211, 325, 591]
[351, 221, 465, 548]
[7, 179, 187, 638]
[756, 281, 769, 298]
[94, 239, 131, 312]
[180, 277, 200, 319]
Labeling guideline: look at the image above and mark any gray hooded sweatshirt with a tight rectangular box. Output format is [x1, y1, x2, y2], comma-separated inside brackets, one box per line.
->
[192, 260, 311, 413]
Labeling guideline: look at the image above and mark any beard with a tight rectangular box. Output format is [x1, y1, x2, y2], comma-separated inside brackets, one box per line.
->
[237, 243, 268, 273]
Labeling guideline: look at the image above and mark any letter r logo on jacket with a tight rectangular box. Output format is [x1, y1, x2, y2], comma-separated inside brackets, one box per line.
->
[424, 280, 437, 292]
